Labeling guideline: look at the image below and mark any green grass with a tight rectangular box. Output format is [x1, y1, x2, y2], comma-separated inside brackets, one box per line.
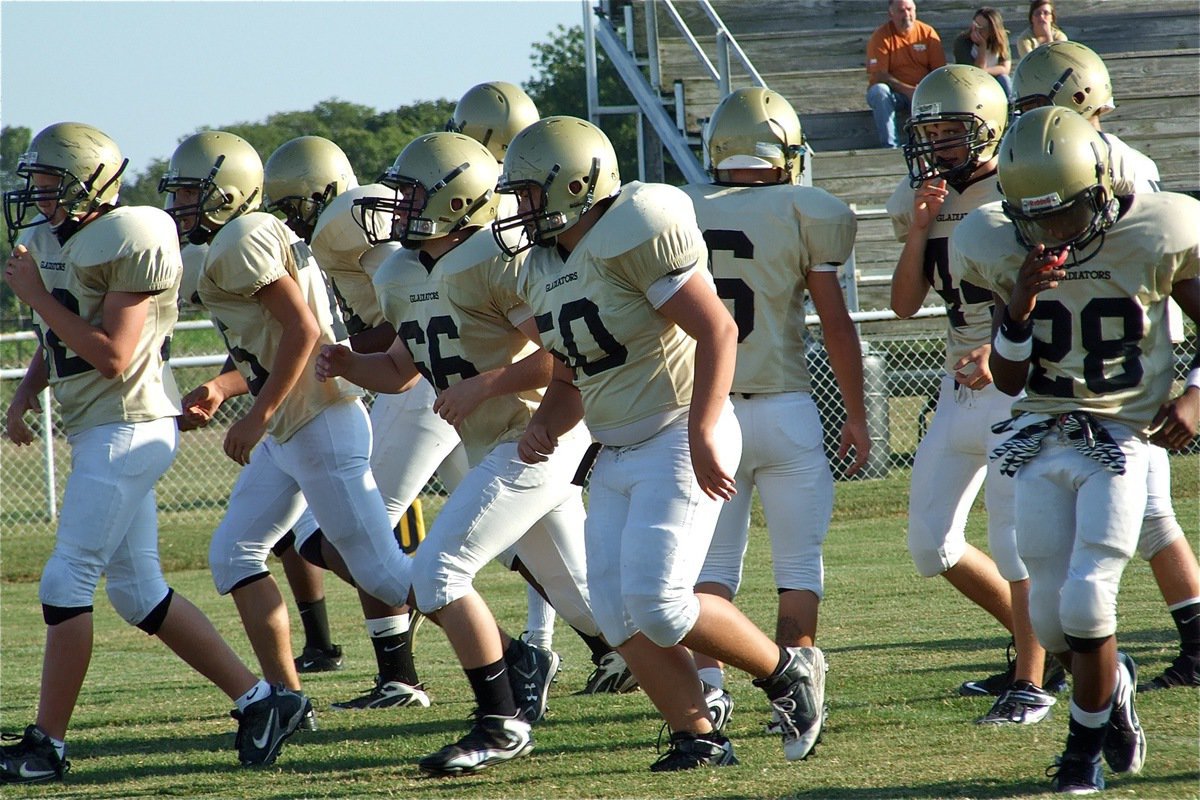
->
[0, 462, 1197, 799]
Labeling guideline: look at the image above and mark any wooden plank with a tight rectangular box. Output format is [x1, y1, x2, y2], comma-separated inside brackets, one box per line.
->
[656, 0, 1199, 38]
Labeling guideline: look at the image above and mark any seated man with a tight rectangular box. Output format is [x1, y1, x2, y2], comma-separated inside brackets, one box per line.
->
[866, 0, 946, 148]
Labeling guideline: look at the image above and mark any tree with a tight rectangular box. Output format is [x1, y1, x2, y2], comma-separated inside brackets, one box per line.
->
[524, 24, 690, 184]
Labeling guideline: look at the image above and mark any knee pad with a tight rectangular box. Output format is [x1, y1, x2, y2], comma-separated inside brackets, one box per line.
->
[42, 603, 93, 625]
[907, 527, 962, 578]
[270, 529, 297, 558]
[208, 536, 271, 596]
[39, 550, 103, 610]
[134, 588, 174, 635]
[1137, 515, 1183, 562]
[626, 590, 699, 648]
[987, 527, 1028, 582]
[1061, 576, 1118, 642]
[106, 571, 171, 626]
[1064, 633, 1110, 654]
[297, 530, 328, 569]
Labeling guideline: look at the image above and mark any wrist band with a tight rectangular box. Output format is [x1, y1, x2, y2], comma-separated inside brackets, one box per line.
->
[999, 308, 1033, 342]
[993, 328, 1033, 362]
[1186, 366, 1200, 391]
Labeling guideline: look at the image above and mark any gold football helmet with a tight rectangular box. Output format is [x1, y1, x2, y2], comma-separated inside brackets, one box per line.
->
[494, 116, 621, 256]
[263, 136, 357, 241]
[4, 122, 127, 241]
[159, 131, 263, 241]
[446, 81, 541, 163]
[1011, 41, 1114, 120]
[904, 65, 1009, 187]
[354, 132, 498, 247]
[998, 106, 1117, 262]
[705, 87, 805, 184]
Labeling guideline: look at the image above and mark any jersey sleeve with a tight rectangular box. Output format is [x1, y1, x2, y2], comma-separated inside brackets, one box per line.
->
[795, 188, 856, 267]
[209, 216, 292, 297]
[612, 220, 706, 294]
[885, 180, 914, 242]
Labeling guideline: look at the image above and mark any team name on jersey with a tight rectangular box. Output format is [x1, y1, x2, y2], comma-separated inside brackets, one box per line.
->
[935, 211, 969, 223]
[1060, 269, 1113, 281]
[545, 272, 579, 292]
[40, 259, 66, 272]
[409, 290, 440, 302]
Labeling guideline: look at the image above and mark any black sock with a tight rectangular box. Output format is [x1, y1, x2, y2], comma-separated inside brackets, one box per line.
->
[466, 659, 517, 718]
[573, 627, 612, 665]
[1065, 714, 1107, 759]
[1170, 601, 1200, 658]
[297, 598, 334, 652]
[373, 631, 419, 686]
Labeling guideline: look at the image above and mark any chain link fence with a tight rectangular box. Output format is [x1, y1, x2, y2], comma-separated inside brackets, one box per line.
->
[2, 294, 1196, 530]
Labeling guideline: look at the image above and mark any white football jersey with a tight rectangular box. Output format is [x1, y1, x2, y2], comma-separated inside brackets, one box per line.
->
[372, 228, 540, 465]
[16, 220, 68, 332]
[179, 242, 209, 311]
[887, 174, 1001, 372]
[1103, 132, 1160, 194]
[200, 212, 360, 442]
[49, 206, 182, 433]
[310, 184, 390, 334]
[682, 182, 856, 393]
[952, 192, 1200, 432]
[517, 182, 705, 437]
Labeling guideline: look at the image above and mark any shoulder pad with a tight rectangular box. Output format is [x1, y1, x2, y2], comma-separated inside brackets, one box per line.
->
[311, 184, 391, 258]
[791, 186, 854, 224]
[66, 206, 178, 268]
[207, 211, 287, 265]
[590, 182, 699, 260]
[360, 241, 404, 280]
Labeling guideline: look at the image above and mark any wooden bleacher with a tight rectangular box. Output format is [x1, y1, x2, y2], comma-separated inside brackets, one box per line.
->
[643, 0, 1200, 309]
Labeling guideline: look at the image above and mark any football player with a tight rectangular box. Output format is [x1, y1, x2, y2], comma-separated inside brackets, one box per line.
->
[953, 106, 1200, 793]
[317, 131, 598, 775]
[499, 116, 824, 771]
[447, 80, 634, 693]
[1, 123, 304, 780]
[888, 64, 1061, 724]
[1011, 41, 1200, 693]
[158, 131, 416, 725]
[263, 136, 469, 709]
[682, 87, 867, 750]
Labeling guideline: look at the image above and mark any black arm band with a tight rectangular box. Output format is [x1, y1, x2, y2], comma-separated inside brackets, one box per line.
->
[999, 308, 1033, 343]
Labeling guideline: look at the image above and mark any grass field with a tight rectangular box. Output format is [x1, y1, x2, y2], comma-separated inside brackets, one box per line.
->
[0, 462, 1197, 799]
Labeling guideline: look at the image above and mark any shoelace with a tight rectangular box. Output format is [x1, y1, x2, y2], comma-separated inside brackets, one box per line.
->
[769, 696, 801, 737]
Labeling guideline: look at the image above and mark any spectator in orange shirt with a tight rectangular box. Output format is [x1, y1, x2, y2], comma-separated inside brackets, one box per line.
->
[866, 0, 947, 148]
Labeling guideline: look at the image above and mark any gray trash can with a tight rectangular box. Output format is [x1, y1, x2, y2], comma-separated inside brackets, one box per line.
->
[806, 340, 891, 479]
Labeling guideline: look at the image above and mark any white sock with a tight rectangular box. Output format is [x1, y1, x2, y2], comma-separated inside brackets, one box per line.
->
[698, 667, 725, 690]
[234, 679, 271, 712]
[1068, 697, 1113, 728]
[48, 735, 66, 760]
[365, 614, 408, 639]
[524, 587, 555, 649]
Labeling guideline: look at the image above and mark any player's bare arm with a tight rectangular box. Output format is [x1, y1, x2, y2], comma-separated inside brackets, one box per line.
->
[6, 245, 151, 380]
[989, 245, 1068, 395]
[890, 179, 946, 317]
[433, 318, 554, 428]
[316, 334, 421, 393]
[347, 321, 397, 355]
[180, 368, 249, 431]
[1150, 277, 1200, 450]
[5, 347, 48, 446]
[658, 270, 739, 501]
[223, 275, 319, 465]
[518, 357, 582, 465]
[810, 271, 871, 474]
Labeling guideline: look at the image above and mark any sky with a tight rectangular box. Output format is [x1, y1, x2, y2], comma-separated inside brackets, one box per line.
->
[1, 0, 584, 176]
